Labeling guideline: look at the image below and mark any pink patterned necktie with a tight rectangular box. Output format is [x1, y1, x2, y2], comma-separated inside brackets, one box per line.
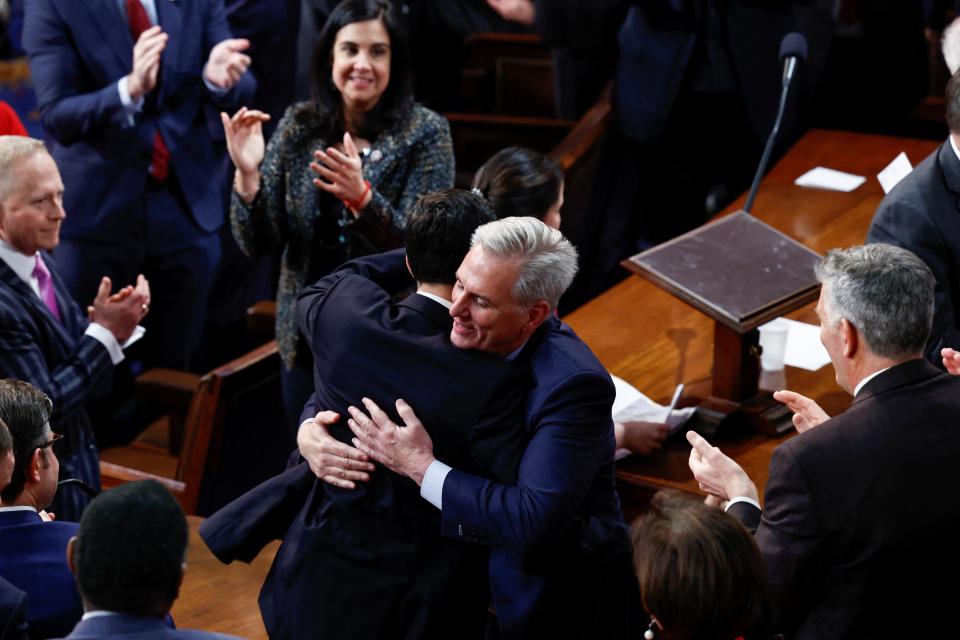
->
[32, 254, 61, 321]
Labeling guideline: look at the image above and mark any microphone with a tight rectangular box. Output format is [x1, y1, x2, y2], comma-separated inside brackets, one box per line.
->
[744, 32, 808, 213]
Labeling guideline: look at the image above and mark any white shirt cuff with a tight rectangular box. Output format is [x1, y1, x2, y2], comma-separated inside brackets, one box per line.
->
[725, 496, 761, 512]
[84, 324, 145, 365]
[202, 63, 230, 95]
[420, 460, 452, 510]
[117, 76, 144, 113]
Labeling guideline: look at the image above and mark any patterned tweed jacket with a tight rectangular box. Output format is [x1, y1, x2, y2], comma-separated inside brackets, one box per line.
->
[230, 102, 454, 368]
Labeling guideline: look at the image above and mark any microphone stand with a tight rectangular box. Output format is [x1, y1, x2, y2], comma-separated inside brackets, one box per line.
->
[744, 58, 798, 213]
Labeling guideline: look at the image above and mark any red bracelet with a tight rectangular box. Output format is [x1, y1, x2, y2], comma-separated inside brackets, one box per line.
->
[343, 180, 371, 211]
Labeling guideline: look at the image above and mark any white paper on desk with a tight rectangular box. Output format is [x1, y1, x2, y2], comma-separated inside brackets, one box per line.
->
[758, 317, 831, 371]
[794, 166, 866, 192]
[876, 152, 913, 194]
[610, 374, 696, 461]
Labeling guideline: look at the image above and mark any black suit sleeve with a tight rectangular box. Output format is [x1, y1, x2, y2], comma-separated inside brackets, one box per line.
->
[867, 197, 960, 362]
[199, 463, 317, 564]
[752, 443, 827, 630]
[727, 500, 762, 534]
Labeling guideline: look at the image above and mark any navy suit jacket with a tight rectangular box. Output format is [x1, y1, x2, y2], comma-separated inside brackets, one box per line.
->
[440, 315, 630, 638]
[0, 509, 81, 640]
[0, 253, 109, 520]
[728, 359, 960, 639]
[0, 577, 28, 640]
[867, 141, 960, 365]
[22, 0, 256, 239]
[203, 250, 529, 640]
[56, 613, 243, 640]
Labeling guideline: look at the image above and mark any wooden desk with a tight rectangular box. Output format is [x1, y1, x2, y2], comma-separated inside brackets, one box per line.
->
[173, 515, 278, 639]
[563, 129, 940, 521]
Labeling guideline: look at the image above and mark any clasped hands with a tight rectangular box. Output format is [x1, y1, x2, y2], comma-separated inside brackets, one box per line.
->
[297, 397, 436, 489]
[86, 274, 151, 344]
[221, 107, 368, 212]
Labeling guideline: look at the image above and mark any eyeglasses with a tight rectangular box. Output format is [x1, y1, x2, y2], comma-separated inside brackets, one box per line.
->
[37, 433, 63, 451]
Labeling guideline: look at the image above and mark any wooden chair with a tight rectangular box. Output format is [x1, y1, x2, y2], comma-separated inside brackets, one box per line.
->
[459, 32, 556, 118]
[446, 32, 575, 187]
[100, 340, 293, 516]
[447, 112, 576, 187]
[549, 83, 613, 314]
[245, 299, 277, 336]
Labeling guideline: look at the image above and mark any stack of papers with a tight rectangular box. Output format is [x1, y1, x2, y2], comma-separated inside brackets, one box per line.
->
[794, 167, 865, 192]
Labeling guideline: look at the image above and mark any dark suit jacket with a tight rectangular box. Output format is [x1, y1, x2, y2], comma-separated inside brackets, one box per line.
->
[56, 613, 243, 640]
[440, 315, 633, 639]
[203, 250, 529, 640]
[21, 0, 256, 240]
[0, 509, 81, 640]
[0, 253, 110, 520]
[0, 577, 28, 640]
[728, 359, 960, 639]
[867, 141, 960, 365]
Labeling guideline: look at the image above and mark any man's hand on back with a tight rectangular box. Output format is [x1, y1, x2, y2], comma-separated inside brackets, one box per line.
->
[348, 398, 436, 486]
[297, 410, 374, 489]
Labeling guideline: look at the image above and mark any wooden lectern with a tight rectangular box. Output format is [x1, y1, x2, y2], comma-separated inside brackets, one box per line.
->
[621, 211, 822, 435]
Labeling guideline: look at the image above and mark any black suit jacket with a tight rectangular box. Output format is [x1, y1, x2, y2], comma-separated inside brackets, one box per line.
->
[729, 359, 960, 639]
[202, 250, 528, 640]
[867, 141, 960, 365]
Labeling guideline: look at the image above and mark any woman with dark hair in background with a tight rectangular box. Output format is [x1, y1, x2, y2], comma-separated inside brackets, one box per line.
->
[471, 146, 563, 229]
[631, 490, 767, 640]
[221, 0, 454, 428]
[474, 146, 675, 454]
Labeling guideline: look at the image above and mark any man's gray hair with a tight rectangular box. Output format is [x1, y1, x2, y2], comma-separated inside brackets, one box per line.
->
[470, 216, 578, 310]
[0, 136, 47, 203]
[815, 243, 934, 360]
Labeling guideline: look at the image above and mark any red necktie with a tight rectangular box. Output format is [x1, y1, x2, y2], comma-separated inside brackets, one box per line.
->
[126, 0, 170, 182]
[839, 0, 858, 25]
[33, 254, 61, 322]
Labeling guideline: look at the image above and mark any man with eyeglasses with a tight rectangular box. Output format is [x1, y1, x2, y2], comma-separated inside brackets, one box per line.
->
[0, 414, 28, 640]
[0, 378, 82, 639]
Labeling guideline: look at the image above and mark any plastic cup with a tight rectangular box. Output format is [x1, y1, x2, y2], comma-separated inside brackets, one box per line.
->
[758, 318, 789, 372]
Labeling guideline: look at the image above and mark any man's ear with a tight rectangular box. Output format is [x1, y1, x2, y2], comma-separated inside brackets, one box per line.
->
[66, 536, 77, 575]
[28, 448, 42, 484]
[839, 317, 858, 358]
[405, 254, 414, 280]
[523, 300, 551, 333]
[176, 562, 186, 599]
